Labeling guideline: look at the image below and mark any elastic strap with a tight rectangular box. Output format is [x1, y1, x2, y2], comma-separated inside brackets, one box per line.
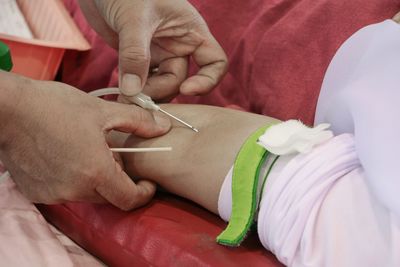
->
[216, 125, 272, 246]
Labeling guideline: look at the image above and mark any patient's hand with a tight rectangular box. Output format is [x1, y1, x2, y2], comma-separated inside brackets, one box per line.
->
[111, 104, 278, 213]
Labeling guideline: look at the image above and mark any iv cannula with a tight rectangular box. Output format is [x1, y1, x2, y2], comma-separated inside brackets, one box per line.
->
[89, 88, 199, 133]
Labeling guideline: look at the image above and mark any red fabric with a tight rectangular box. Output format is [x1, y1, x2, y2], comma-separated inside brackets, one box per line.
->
[60, 0, 118, 92]
[38, 193, 282, 267]
[177, 0, 400, 125]
[39, 0, 400, 266]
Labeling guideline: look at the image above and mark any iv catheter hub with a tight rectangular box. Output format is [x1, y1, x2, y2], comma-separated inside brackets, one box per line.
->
[89, 88, 199, 133]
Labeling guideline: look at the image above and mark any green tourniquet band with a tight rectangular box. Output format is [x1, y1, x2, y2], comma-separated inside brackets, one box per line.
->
[0, 41, 12, 71]
[216, 125, 272, 246]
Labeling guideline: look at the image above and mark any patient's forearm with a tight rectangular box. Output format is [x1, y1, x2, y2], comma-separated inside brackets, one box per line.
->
[113, 104, 278, 214]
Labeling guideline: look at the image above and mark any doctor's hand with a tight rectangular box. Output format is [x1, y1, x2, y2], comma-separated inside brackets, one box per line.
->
[0, 72, 170, 210]
[78, 0, 228, 101]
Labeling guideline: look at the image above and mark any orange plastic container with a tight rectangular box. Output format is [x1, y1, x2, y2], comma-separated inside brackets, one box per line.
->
[0, 0, 90, 80]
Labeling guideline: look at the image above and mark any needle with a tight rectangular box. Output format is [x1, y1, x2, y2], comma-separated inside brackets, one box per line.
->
[128, 92, 199, 133]
[110, 147, 172, 153]
[159, 108, 199, 133]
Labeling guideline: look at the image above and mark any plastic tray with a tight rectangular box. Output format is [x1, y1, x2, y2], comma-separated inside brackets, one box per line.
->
[0, 0, 90, 80]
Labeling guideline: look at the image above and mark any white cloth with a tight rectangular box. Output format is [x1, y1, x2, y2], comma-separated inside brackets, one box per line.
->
[315, 19, 400, 217]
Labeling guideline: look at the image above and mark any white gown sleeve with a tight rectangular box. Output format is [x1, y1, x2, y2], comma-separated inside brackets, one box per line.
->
[315, 20, 400, 217]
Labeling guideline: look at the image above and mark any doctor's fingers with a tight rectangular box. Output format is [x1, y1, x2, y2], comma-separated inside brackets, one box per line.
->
[101, 100, 171, 138]
[143, 56, 189, 102]
[180, 34, 228, 96]
[95, 157, 157, 210]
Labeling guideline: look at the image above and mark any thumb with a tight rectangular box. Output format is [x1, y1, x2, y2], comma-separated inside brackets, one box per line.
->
[102, 101, 171, 138]
[118, 22, 152, 96]
[93, 0, 152, 96]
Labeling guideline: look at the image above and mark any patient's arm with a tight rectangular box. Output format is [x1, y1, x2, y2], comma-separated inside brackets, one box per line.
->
[110, 104, 278, 214]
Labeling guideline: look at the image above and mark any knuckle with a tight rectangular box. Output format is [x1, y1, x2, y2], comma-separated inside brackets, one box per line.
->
[132, 109, 150, 133]
[218, 58, 229, 75]
[101, 108, 116, 130]
[120, 48, 150, 67]
[103, 0, 124, 31]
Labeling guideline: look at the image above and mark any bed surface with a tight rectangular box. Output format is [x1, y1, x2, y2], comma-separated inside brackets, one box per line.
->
[38, 193, 283, 267]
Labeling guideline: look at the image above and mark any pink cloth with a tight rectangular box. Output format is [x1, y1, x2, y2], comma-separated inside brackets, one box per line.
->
[0, 171, 104, 267]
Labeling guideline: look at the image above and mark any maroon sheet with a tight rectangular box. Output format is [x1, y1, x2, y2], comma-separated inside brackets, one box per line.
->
[179, 0, 399, 124]
[38, 193, 282, 267]
[39, 0, 400, 266]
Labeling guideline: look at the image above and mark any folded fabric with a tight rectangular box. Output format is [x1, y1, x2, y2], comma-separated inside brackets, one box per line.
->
[0, 170, 104, 267]
[315, 19, 400, 218]
[220, 134, 400, 267]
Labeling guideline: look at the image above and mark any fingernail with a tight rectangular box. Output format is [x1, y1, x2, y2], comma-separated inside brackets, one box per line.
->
[153, 112, 171, 131]
[121, 74, 142, 96]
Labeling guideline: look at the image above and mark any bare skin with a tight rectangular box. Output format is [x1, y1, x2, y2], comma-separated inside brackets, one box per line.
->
[110, 104, 278, 213]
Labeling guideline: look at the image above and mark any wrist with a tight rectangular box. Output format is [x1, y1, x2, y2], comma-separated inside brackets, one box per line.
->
[0, 71, 27, 148]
